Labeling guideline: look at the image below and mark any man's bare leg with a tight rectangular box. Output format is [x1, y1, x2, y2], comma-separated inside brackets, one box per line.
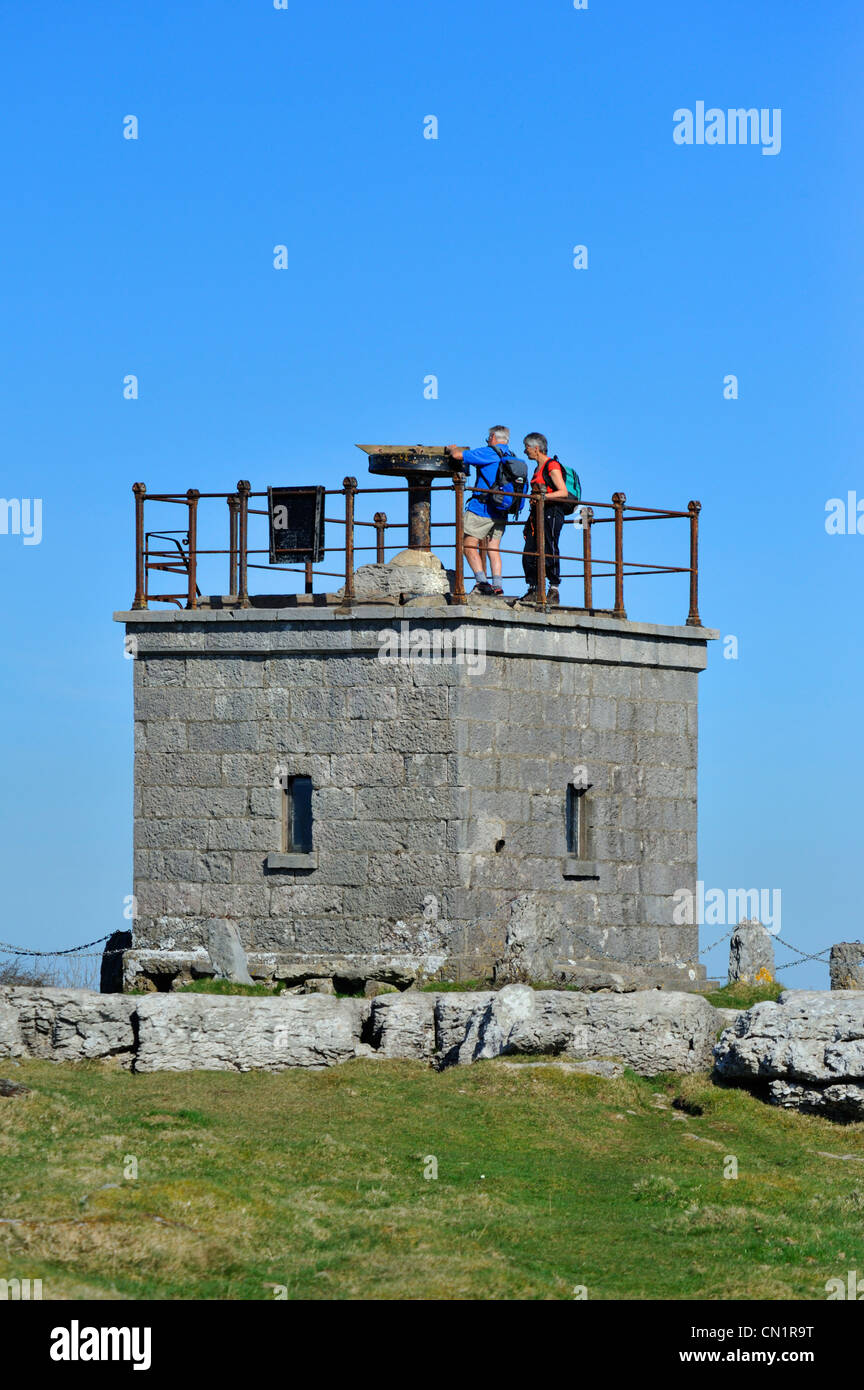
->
[486, 533, 503, 579]
[463, 536, 486, 585]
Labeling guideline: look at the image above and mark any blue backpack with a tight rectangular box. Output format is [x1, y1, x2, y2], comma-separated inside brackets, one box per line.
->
[485, 446, 529, 519]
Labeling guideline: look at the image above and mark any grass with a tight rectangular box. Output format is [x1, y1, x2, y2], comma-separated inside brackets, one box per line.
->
[705, 980, 786, 1010]
[177, 979, 278, 997]
[1, 1058, 863, 1300]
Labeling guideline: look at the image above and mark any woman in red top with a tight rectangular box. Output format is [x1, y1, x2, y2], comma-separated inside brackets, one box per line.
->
[520, 432, 569, 605]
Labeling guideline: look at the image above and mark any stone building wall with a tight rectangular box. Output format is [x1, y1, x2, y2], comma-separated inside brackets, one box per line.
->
[118, 604, 713, 989]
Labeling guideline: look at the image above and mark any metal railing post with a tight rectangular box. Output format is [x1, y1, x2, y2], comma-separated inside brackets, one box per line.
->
[237, 479, 251, 608]
[132, 482, 148, 609]
[612, 491, 627, 620]
[343, 476, 357, 602]
[581, 505, 593, 611]
[452, 474, 466, 603]
[227, 494, 239, 597]
[185, 489, 200, 609]
[373, 511, 387, 565]
[533, 483, 547, 609]
[686, 500, 702, 626]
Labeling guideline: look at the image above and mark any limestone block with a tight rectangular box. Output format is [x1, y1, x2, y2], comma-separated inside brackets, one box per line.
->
[714, 990, 864, 1085]
[434, 984, 716, 1075]
[134, 993, 369, 1072]
[0, 988, 137, 1064]
[368, 991, 438, 1058]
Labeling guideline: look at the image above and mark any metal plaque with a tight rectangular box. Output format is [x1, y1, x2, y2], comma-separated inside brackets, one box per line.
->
[267, 486, 325, 564]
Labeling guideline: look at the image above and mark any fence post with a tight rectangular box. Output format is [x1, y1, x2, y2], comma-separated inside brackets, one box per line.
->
[686, 500, 702, 627]
[185, 489, 200, 609]
[581, 505, 593, 610]
[374, 511, 387, 565]
[612, 491, 627, 620]
[132, 482, 148, 609]
[237, 479, 251, 608]
[227, 494, 239, 597]
[343, 476, 357, 603]
[452, 474, 466, 603]
[534, 483, 546, 610]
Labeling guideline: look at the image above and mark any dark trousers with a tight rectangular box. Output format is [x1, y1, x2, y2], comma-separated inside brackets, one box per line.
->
[523, 504, 565, 588]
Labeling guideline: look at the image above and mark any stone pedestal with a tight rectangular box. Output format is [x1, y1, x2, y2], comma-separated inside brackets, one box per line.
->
[728, 919, 775, 984]
[830, 942, 864, 990]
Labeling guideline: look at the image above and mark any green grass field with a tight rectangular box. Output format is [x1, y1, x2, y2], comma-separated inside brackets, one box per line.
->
[1, 1056, 861, 1300]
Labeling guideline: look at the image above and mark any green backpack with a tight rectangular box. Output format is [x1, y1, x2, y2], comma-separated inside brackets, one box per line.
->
[540, 456, 582, 514]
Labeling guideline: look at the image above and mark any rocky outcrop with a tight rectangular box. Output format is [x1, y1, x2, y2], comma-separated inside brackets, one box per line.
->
[0, 987, 137, 1065]
[714, 989, 864, 1118]
[435, 984, 717, 1074]
[767, 1080, 864, 1120]
[0, 983, 719, 1078]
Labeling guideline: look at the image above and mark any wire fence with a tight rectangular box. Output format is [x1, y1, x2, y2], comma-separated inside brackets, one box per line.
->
[0, 925, 837, 994]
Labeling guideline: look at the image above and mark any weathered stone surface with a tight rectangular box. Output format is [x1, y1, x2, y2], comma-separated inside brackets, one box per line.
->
[435, 984, 716, 1074]
[124, 608, 711, 986]
[0, 982, 716, 1075]
[363, 980, 398, 999]
[303, 977, 335, 995]
[767, 1079, 864, 1121]
[714, 990, 864, 1086]
[0, 988, 137, 1064]
[550, 965, 636, 993]
[830, 943, 864, 991]
[206, 920, 253, 984]
[368, 990, 438, 1059]
[340, 551, 450, 600]
[728, 919, 775, 984]
[133, 993, 369, 1072]
[715, 1007, 747, 1031]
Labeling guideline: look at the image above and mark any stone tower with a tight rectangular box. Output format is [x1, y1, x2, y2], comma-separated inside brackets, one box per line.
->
[116, 595, 715, 993]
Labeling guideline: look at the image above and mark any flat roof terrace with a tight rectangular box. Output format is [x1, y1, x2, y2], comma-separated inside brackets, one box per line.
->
[125, 461, 705, 629]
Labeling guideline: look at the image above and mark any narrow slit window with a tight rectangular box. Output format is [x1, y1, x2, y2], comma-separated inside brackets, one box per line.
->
[566, 783, 589, 859]
[283, 775, 313, 853]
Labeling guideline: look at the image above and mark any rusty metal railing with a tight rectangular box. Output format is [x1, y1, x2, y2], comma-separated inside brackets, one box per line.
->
[129, 478, 702, 626]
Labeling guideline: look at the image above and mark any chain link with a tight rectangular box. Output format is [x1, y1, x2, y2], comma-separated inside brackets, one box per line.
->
[0, 927, 835, 973]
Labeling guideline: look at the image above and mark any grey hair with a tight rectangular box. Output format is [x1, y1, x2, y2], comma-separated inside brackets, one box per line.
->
[523, 432, 548, 453]
[487, 425, 510, 441]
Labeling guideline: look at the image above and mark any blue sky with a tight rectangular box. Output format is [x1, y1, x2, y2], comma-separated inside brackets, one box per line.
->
[0, 1, 860, 985]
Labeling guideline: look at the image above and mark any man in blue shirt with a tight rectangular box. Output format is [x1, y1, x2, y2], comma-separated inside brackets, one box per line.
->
[446, 426, 523, 595]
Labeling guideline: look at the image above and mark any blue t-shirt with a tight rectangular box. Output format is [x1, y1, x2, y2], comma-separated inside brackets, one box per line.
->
[463, 445, 525, 518]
